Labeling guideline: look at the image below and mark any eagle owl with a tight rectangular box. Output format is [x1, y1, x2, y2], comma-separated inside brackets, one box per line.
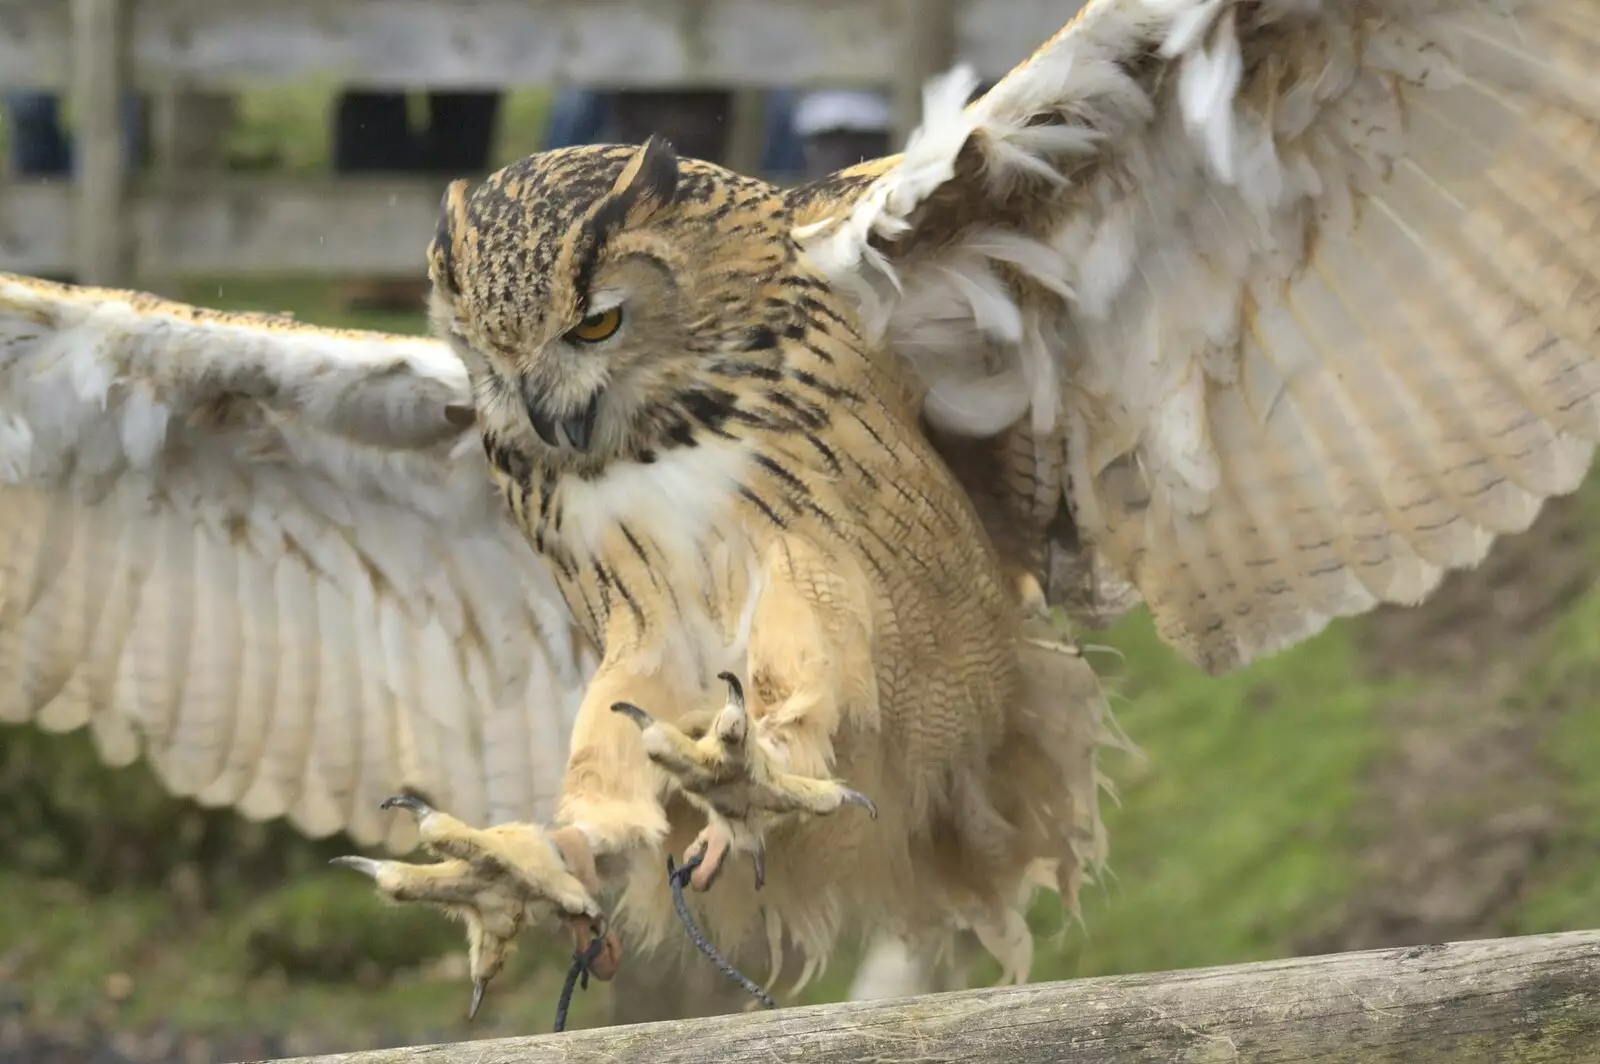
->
[3, 0, 1598, 1019]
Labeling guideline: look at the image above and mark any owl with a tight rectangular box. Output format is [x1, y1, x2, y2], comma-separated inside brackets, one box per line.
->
[4, 0, 1598, 1022]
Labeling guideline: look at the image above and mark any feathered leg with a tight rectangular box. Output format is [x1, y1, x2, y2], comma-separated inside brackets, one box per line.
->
[332, 664, 681, 1016]
[328, 799, 607, 1019]
[332, 540, 884, 1015]
[615, 670, 877, 891]
[613, 536, 881, 894]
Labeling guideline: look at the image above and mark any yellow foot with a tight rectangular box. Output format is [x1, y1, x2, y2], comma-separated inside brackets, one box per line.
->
[330, 796, 620, 1019]
[611, 672, 877, 892]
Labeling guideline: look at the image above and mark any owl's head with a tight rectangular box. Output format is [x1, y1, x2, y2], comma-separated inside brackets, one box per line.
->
[428, 136, 803, 481]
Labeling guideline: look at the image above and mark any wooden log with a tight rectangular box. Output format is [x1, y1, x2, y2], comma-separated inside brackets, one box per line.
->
[237, 930, 1600, 1064]
[68, 0, 132, 286]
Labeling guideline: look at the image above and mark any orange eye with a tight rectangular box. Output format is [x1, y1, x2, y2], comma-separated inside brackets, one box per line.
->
[567, 306, 623, 343]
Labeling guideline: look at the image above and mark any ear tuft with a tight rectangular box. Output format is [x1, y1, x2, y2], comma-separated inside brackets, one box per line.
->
[610, 134, 680, 213]
[571, 137, 682, 310]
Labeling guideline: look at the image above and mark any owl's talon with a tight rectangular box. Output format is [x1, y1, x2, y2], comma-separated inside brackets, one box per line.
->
[379, 793, 431, 816]
[838, 788, 879, 820]
[329, 798, 617, 1019]
[626, 673, 877, 893]
[610, 701, 654, 728]
[328, 855, 383, 877]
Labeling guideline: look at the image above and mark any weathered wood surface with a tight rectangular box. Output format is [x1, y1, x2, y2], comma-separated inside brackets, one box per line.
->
[241, 931, 1600, 1064]
[0, 0, 1071, 91]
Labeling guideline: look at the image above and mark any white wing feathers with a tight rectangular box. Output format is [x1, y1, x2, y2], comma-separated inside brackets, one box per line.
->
[0, 275, 593, 851]
[799, 0, 1600, 674]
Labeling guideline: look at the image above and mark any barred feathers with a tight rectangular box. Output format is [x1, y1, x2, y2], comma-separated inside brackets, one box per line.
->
[797, 0, 1600, 673]
[0, 276, 592, 849]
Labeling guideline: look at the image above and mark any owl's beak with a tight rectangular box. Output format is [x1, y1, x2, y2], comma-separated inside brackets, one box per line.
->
[525, 389, 602, 452]
[562, 390, 601, 451]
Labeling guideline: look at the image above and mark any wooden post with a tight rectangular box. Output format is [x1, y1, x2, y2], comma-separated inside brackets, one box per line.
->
[239, 930, 1600, 1063]
[890, 0, 957, 150]
[69, 0, 132, 286]
[135, 86, 237, 298]
[724, 90, 769, 179]
[152, 90, 236, 176]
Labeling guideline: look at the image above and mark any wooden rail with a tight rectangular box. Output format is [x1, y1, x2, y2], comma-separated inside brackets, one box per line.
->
[2, 177, 450, 278]
[0, 0, 1070, 91]
[0, 0, 1075, 283]
[240, 930, 1600, 1064]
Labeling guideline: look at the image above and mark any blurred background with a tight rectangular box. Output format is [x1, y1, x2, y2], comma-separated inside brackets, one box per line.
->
[2, 1, 1598, 1062]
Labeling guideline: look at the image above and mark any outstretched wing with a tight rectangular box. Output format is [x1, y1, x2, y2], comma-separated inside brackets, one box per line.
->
[792, 0, 1600, 673]
[0, 274, 594, 851]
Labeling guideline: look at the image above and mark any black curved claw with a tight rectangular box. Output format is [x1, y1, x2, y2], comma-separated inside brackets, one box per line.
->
[328, 855, 383, 878]
[715, 671, 745, 710]
[468, 978, 488, 1021]
[380, 794, 432, 816]
[610, 701, 654, 728]
[839, 787, 879, 820]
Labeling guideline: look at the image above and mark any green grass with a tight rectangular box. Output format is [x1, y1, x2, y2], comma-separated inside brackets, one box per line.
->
[1502, 581, 1600, 937]
[6, 84, 1600, 1051]
[0, 723, 609, 1043]
[1037, 617, 1391, 980]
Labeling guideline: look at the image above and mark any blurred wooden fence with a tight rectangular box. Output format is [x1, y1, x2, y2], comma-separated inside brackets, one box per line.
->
[0, 0, 1074, 285]
[245, 930, 1600, 1063]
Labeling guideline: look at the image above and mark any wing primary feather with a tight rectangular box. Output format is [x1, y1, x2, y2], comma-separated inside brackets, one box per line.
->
[137, 496, 199, 793]
[196, 533, 278, 810]
[166, 521, 244, 798]
[803, 0, 1600, 669]
[85, 492, 145, 767]
[294, 574, 357, 839]
[237, 554, 318, 826]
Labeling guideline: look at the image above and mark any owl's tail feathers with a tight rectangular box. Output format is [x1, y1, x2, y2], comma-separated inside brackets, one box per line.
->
[897, 626, 1132, 990]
